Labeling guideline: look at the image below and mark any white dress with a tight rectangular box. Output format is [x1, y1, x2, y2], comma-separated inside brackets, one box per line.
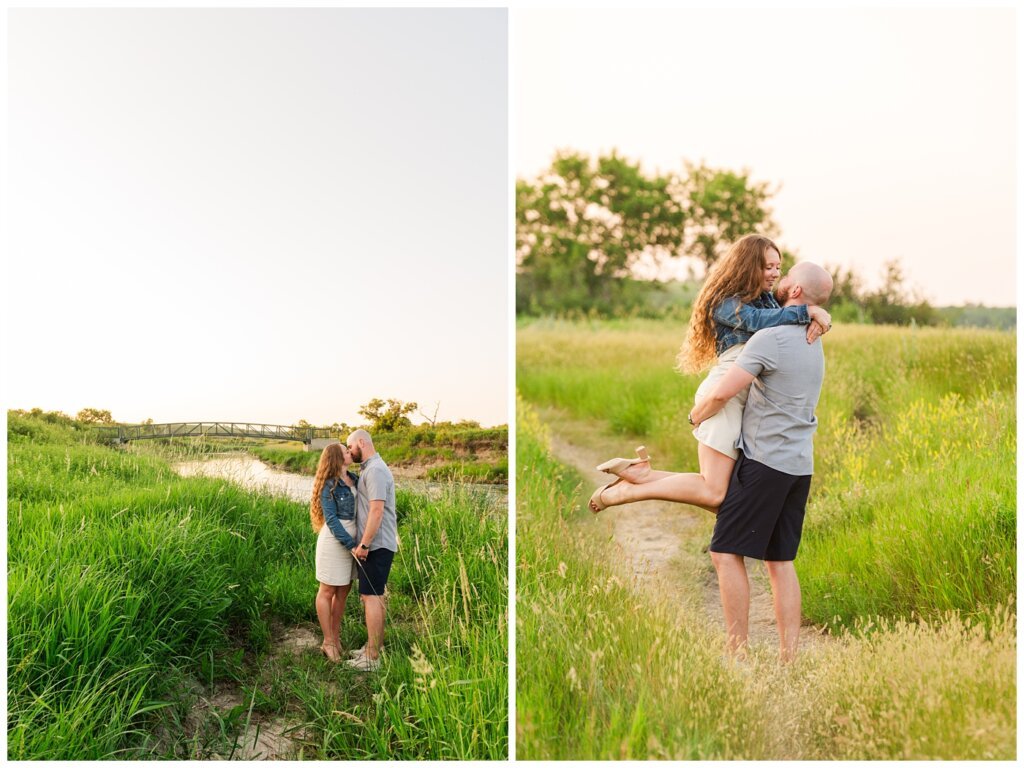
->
[316, 519, 359, 586]
[691, 343, 748, 460]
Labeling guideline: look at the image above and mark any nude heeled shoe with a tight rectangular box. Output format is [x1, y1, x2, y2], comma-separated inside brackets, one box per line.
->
[588, 477, 624, 514]
[595, 446, 651, 479]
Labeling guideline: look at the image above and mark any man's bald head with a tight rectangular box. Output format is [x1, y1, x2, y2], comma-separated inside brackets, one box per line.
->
[784, 262, 834, 306]
[346, 428, 375, 463]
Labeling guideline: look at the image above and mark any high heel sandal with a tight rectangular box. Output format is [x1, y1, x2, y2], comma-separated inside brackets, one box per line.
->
[320, 643, 341, 663]
[595, 446, 651, 478]
[588, 477, 624, 514]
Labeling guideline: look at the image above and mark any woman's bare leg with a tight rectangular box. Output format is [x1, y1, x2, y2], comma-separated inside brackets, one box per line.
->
[315, 583, 341, 661]
[596, 443, 736, 513]
[331, 584, 352, 652]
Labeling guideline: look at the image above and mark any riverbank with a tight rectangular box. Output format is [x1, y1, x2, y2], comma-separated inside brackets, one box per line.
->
[249, 424, 508, 484]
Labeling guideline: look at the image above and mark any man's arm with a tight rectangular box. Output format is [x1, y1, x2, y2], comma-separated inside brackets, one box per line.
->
[356, 500, 384, 560]
[689, 364, 757, 427]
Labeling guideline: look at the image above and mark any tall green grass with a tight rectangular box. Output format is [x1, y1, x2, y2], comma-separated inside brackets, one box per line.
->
[516, 399, 772, 759]
[7, 415, 507, 759]
[517, 319, 1015, 626]
[516, 397, 1016, 759]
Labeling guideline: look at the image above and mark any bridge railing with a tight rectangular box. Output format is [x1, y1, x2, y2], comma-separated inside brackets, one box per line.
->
[94, 422, 338, 444]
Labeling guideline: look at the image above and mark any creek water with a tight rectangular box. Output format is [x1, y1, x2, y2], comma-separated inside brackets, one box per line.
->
[174, 455, 314, 501]
[173, 453, 507, 507]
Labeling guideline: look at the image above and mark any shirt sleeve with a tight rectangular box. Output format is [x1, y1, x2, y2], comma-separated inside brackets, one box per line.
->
[735, 328, 780, 378]
[714, 296, 810, 332]
[321, 481, 357, 549]
[362, 466, 387, 502]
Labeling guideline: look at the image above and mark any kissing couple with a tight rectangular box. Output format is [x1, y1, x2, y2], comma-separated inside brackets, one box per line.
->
[308, 429, 397, 671]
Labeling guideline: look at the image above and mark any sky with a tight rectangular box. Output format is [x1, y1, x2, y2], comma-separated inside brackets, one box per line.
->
[515, 7, 1017, 307]
[5, 7, 508, 427]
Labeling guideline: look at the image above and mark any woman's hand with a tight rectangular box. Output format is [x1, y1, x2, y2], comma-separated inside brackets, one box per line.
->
[806, 306, 832, 343]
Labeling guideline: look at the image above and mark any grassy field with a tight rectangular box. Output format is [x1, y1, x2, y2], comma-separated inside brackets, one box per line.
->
[516, 319, 1016, 759]
[7, 412, 507, 760]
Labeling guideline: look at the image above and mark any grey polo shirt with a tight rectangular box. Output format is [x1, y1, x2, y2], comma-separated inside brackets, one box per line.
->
[355, 453, 398, 552]
[734, 323, 825, 476]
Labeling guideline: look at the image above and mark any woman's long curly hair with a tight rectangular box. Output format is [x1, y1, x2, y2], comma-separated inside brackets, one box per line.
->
[677, 234, 781, 374]
[310, 442, 347, 533]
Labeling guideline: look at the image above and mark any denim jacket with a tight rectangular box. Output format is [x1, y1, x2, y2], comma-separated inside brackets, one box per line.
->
[713, 292, 810, 356]
[322, 472, 359, 550]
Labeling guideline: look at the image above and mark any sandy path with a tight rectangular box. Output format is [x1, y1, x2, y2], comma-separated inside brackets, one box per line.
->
[542, 406, 831, 654]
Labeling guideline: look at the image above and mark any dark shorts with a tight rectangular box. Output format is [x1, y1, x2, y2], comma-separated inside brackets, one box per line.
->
[356, 548, 395, 596]
[709, 451, 812, 561]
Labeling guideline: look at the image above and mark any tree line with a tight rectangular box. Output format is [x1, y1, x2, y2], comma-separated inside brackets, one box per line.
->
[14, 398, 484, 435]
[517, 150, 1013, 328]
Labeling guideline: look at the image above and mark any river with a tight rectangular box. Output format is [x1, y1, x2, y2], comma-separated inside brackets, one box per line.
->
[174, 453, 507, 508]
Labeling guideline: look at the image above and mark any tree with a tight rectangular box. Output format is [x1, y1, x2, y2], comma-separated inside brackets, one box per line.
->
[418, 401, 441, 427]
[357, 398, 418, 432]
[679, 162, 778, 267]
[516, 151, 686, 315]
[328, 421, 352, 437]
[861, 260, 936, 326]
[76, 408, 114, 424]
[516, 151, 779, 315]
[824, 259, 936, 326]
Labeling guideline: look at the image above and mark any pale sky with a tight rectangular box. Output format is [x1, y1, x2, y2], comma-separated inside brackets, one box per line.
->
[515, 7, 1016, 307]
[5, 8, 508, 426]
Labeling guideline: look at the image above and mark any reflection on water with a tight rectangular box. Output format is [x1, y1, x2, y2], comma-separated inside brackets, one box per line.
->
[174, 453, 508, 509]
[175, 455, 314, 502]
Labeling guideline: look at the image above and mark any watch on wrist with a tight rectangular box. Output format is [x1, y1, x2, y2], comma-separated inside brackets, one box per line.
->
[359, 543, 370, 550]
[688, 413, 695, 426]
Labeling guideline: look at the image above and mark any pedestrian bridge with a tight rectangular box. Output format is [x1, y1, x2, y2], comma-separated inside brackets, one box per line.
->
[95, 422, 339, 447]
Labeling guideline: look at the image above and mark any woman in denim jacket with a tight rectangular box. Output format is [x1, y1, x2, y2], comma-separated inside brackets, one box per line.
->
[589, 234, 831, 513]
[310, 442, 360, 662]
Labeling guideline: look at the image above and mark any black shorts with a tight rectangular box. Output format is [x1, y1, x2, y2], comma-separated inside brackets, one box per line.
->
[356, 548, 395, 596]
[709, 451, 812, 561]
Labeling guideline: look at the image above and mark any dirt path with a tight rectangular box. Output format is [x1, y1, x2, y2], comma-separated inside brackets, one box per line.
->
[168, 623, 322, 760]
[542, 406, 831, 655]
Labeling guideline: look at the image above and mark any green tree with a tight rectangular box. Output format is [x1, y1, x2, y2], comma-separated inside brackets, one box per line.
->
[516, 151, 686, 315]
[27, 408, 75, 426]
[76, 408, 114, 424]
[824, 264, 872, 323]
[680, 162, 778, 267]
[516, 151, 779, 316]
[357, 398, 418, 432]
[824, 259, 936, 326]
[862, 260, 937, 326]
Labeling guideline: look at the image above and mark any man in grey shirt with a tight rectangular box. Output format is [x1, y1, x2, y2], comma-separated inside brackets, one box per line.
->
[345, 428, 397, 671]
[689, 261, 834, 664]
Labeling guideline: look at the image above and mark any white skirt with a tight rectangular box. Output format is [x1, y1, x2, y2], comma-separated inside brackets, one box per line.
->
[691, 344, 748, 460]
[315, 519, 358, 586]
